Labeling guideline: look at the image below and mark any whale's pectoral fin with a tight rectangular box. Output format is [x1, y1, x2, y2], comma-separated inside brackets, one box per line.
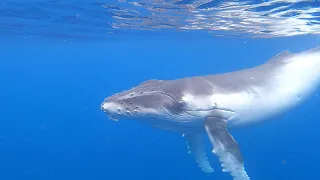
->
[205, 117, 250, 180]
[183, 134, 214, 173]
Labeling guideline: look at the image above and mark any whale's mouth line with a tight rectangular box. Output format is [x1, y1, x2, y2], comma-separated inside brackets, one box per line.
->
[186, 106, 235, 113]
[184, 107, 236, 118]
[213, 107, 236, 114]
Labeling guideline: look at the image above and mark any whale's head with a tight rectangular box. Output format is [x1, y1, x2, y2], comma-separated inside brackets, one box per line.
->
[101, 79, 201, 122]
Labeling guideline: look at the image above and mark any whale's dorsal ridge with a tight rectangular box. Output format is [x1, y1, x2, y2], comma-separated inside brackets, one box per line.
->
[267, 50, 292, 64]
[306, 45, 320, 53]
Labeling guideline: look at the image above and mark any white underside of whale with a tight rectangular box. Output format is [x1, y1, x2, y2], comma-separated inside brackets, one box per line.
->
[180, 50, 320, 180]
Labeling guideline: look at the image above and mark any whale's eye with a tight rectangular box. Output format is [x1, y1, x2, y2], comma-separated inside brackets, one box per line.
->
[177, 100, 187, 107]
[170, 100, 187, 114]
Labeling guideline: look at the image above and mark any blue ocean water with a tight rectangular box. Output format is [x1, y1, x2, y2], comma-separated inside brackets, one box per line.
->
[1, 1, 320, 180]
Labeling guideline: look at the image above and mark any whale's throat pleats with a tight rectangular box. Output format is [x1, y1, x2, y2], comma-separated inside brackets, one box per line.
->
[205, 117, 250, 180]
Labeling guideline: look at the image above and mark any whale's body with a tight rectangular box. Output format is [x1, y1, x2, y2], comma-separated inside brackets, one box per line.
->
[101, 46, 320, 180]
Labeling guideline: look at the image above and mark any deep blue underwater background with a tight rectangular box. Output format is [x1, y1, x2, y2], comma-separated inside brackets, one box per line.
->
[1, 33, 320, 180]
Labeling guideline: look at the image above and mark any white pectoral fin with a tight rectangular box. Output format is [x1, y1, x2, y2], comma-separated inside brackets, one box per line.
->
[205, 117, 250, 180]
[183, 134, 214, 173]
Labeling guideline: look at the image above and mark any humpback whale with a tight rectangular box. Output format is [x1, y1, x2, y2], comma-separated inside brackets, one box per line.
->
[101, 46, 320, 180]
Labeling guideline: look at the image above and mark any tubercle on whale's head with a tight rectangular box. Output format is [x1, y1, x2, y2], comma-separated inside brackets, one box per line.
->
[101, 79, 190, 121]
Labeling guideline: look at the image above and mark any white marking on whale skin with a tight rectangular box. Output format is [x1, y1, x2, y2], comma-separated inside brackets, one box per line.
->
[217, 51, 320, 127]
[182, 93, 216, 111]
[262, 53, 320, 118]
[181, 94, 193, 103]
